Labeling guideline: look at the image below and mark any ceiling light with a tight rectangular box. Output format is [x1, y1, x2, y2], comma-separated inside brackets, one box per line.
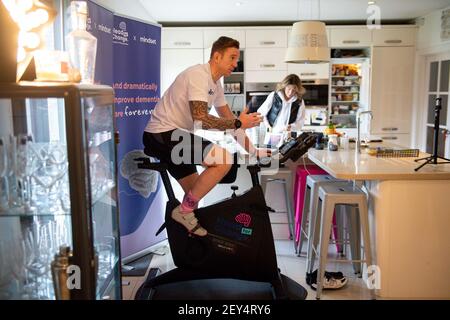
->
[368, 1, 376, 5]
[235, 1, 243, 6]
[285, 21, 330, 64]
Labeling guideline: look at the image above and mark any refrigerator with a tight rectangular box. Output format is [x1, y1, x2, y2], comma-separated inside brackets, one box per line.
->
[329, 58, 371, 129]
[0, 82, 121, 300]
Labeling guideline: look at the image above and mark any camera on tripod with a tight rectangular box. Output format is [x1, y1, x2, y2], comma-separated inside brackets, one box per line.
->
[414, 97, 450, 171]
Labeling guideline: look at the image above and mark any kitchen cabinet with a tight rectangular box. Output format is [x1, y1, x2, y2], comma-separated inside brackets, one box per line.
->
[245, 48, 287, 71]
[329, 27, 372, 48]
[203, 29, 246, 48]
[245, 29, 287, 48]
[370, 46, 415, 135]
[245, 71, 287, 83]
[372, 27, 416, 47]
[161, 28, 203, 49]
[0, 83, 121, 300]
[287, 63, 330, 80]
[374, 133, 411, 148]
[161, 48, 204, 94]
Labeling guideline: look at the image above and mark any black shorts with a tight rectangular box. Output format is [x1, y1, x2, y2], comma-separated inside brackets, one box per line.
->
[143, 130, 214, 180]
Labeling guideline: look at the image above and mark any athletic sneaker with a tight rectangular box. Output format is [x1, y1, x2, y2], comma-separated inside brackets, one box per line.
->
[306, 269, 347, 290]
[171, 205, 207, 237]
[309, 275, 348, 290]
[306, 269, 345, 285]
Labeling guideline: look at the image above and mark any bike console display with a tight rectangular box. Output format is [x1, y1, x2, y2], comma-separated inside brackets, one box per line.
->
[278, 132, 318, 163]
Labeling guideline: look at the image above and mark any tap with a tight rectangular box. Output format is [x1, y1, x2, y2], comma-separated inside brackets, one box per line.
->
[357, 110, 373, 153]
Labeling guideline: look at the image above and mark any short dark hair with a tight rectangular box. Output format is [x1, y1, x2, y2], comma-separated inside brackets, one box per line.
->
[210, 36, 240, 59]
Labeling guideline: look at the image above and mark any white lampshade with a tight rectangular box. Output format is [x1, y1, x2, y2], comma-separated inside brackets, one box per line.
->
[285, 21, 330, 64]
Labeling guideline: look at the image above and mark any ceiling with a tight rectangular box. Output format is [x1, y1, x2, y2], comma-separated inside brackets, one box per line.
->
[138, 0, 450, 26]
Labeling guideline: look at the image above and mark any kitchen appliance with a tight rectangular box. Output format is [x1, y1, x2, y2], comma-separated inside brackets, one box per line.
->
[330, 58, 370, 128]
[301, 79, 329, 107]
[245, 82, 277, 113]
[304, 108, 327, 126]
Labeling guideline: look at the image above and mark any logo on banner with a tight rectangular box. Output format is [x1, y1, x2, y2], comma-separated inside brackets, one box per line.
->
[113, 21, 129, 45]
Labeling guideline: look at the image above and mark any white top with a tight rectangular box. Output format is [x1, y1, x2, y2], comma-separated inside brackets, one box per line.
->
[145, 63, 227, 133]
[256, 91, 306, 134]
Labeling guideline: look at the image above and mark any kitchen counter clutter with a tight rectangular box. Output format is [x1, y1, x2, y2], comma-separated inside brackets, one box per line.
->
[306, 143, 450, 299]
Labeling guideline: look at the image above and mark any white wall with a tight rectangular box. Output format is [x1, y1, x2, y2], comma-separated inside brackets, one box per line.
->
[92, 0, 157, 23]
[412, 6, 450, 150]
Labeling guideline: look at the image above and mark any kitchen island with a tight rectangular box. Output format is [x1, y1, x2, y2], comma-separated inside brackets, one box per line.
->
[307, 145, 450, 299]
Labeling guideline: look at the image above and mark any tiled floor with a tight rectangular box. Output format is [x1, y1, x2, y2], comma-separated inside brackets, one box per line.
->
[122, 239, 373, 300]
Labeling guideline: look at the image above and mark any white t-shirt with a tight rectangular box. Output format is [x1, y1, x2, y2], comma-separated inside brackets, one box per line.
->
[145, 63, 227, 133]
[257, 91, 306, 134]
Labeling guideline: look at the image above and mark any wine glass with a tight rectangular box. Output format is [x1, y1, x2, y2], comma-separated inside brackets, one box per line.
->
[0, 137, 9, 211]
[16, 134, 37, 213]
[0, 240, 12, 299]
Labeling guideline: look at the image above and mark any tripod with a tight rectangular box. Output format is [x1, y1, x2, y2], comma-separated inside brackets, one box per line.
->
[415, 97, 450, 171]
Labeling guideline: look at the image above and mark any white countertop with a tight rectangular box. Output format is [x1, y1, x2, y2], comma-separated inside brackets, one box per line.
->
[307, 144, 450, 180]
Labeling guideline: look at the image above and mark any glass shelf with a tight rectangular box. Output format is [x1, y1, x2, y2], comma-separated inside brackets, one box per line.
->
[88, 131, 112, 148]
[332, 92, 359, 94]
[224, 93, 244, 96]
[332, 101, 360, 103]
[332, 75, 361, 78]
[0, 206, 71, 217]
[331, 85, 360, 87]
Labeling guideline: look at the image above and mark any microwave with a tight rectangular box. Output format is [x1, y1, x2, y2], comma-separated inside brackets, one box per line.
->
[301, 79, 329, 107]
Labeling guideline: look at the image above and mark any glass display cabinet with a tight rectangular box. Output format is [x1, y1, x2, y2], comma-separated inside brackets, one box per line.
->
[0, 82, 121, 300]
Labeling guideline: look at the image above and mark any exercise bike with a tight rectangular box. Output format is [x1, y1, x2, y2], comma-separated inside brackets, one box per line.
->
[134, 132, 318, 300]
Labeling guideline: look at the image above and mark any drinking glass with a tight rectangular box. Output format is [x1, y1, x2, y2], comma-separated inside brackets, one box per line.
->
[0, 137, 9, 211]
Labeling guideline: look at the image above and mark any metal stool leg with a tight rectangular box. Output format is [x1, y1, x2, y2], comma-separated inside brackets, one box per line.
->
[316, 196, 335, 299]
[347, 205, 362, 275]
[282, 177, 295, 240]
[306, 193, 322, 275]
[297, 184, 311, 255]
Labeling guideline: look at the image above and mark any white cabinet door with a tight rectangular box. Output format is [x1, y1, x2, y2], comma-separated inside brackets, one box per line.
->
[161, 49, 204, 95]
[287, 63, 330, 79]
[203, 29, 246, 49]
[370, 47, 415, 134]
[372, 28, 416, 47]
[162, 29, 203, 48]
[330, 27, 372, 47]
[245, 71, 287, 83]
[245, 48, 287, 71]
[245, 29, 287, 48]
[375, 133, 411, 147]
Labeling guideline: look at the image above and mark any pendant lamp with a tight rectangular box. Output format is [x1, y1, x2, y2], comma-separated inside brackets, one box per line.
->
[285, 20, 330, 64]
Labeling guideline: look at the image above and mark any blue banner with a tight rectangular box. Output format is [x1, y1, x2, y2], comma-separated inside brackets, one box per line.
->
[112, 15, 166, 259]
[87, 1, 166, 259]
[87, 1, 113, 85]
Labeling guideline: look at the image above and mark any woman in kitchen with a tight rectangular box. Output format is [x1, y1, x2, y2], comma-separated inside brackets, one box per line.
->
[257, 74, 306, 145]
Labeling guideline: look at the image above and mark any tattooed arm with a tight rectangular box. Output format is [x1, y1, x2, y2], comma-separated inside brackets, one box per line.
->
[190, 100, 235, 130]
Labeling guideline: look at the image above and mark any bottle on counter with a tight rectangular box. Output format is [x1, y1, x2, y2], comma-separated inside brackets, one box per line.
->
[66, 1, 97, 83]
[328, 134, 339, 151]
